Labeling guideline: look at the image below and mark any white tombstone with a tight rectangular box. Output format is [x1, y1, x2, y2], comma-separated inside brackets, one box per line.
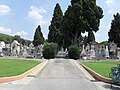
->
[109, 42, 117, 59]
[89, 45, 96, 59]
[11, 40, 20, 56]
[105, 46, 109, 58]
[16, 45, 20, 55]
[109, 42, 117, 53]
[37, 45, 43, 58]
[29, 43, 34, 55]
[0, 41, 5, 48]
[65, 48, 68, 54]
[85, 44, 90, 51]
[22, 45, 28, 57]
[0, 46, 2, 52]
[5, 44, 10, 48]
[0, 41, 5, 53]
[29, 43, 34, 50]
[85, 44, 90, 57]
[61, 46, 64, 52]
[80, 44, 86, 57]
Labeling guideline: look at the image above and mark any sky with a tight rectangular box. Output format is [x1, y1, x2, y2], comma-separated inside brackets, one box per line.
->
[0, 0, 119, 43]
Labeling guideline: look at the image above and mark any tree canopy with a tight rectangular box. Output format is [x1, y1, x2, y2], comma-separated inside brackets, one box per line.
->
[82, 0, 103, 43]
[61, 1, 85, 47]
[48, 3, 63, 47]
[0, 33, 31, 45]
[33, 25, 44, 47]
[108, 13, 120, 47]
[60, 0, 103, 47]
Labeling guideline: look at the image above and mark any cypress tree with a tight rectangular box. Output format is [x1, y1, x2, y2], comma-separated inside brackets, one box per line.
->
[108, 13, 120, 47]
[33, 25, 44, 47]
[48, 3, 63, 47]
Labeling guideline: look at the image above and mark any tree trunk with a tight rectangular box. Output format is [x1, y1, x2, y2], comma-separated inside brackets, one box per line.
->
[87, 31, 95, 43]
[73, 32, 78, 45]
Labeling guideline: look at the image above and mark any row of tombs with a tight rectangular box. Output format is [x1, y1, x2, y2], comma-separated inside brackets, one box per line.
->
[79, 42, 120, 60]
[0, 40, 43, 58]
[0, 40, 120, 60]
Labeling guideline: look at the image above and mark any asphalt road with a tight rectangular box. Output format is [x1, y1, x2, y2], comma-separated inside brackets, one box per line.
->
[0, 58, 99, 90]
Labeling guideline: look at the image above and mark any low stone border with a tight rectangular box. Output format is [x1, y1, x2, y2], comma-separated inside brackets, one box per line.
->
[80, 63, 112, 83]
[0, 60, 49, 83]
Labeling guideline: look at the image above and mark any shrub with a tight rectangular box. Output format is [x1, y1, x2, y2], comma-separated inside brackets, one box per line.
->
[68, 45, 80, 60]
[43, 43, 58, 59]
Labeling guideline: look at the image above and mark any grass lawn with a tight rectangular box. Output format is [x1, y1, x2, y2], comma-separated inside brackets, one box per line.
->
[81, 61, 120, 78]
[0, 58, 41, 77]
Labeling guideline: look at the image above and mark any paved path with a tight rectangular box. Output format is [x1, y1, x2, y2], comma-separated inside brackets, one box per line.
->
[0, 58, 100, 90]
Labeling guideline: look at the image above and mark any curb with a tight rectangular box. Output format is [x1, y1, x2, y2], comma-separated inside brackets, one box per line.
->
[80, 63, 112, 83]
[0, 60, 49, 83]
[72, 60, 95, 80]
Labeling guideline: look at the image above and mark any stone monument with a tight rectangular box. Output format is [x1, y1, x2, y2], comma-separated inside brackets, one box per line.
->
[11, 40, 20, 56]
[105, 46, 109, 59]
[109, 42, 117, 59]
[89, 45, 96, 59]
[80, 44, 86, 59]
[99, 45, 106, 59]
[0, 41, 5, 56]
[117, 48, 120, 59]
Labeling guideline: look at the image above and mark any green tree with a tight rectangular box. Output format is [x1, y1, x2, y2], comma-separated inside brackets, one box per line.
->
[87, 31, 95, 43]
[61, 1, 85, 47]
[71, 0, 79, 6]
[99, 41, 108, 45]
[13, 35, 27, 45]
[82, 0, 103, 41]
[0, 34, 12, 44]
[21, 39, 25, 45]
[61, 0, 103, 47]
[108, 13, 120, 47]
[13, 35, 21, 43]
[48, 3, 63, 47]
[33, 25, 44, 47]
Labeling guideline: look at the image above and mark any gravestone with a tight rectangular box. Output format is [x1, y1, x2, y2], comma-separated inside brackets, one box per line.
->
[11, 40, 20, 56]
[105, 46, 109, 58]
[0, 41, 5, 48]
[0, 46, 3, 57]
[22, 45, 28, 57]
[2, 48, 11, 56]
[99, 45, 106, 59]
[94, 44, 99, 59]
[0, 41, 5, 56]
[2, 44, 11, 56]
[89, 45, 96, 59]
[117, 48, 120, 59]
[60, 46, 64, 52]
[80, 44, 86, 59]
[29, 43, 34, 55]
[36, 44, 43, 58]
[65, 48, 68, 54]
[109, 42, 117, 59]
[85, 43, 90, 58]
